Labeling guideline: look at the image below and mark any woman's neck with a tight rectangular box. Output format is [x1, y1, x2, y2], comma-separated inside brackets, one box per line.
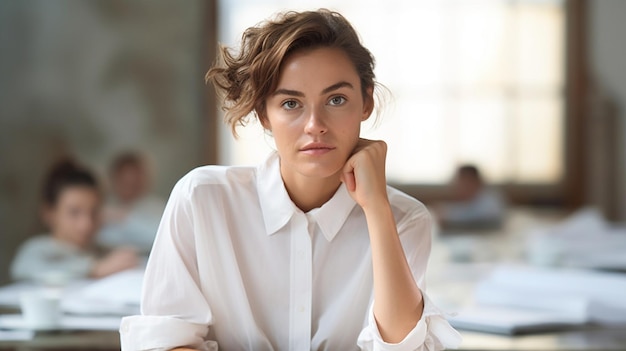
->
[280, 168, 342, 213]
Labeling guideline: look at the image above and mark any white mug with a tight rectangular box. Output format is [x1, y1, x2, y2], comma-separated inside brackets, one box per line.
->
[19, 291, 61, 330]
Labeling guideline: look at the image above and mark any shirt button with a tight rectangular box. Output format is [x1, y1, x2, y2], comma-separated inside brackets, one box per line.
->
[298, 306, 305, 313]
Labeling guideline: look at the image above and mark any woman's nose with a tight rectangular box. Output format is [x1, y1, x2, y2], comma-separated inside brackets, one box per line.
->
[304, 107, 328, 135]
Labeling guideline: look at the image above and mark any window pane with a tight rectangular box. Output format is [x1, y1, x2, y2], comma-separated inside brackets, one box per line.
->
[453, 94, 510, 182]
[514, 1, 565, 88]
[446, 1, 511, 88]
[217, 0, 565, 185]
[513, 97, 563, 183]
[362, 96, 449, 183]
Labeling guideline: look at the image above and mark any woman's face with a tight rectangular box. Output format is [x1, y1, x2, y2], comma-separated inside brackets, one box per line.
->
[45, 186, 101, 248]
[264, 47, 373, 182]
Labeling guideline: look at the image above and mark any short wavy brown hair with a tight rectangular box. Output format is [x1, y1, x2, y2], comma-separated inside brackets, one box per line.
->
[206, 9, 377, 137]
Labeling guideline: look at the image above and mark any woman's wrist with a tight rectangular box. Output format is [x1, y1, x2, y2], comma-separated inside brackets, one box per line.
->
[361, 195, 392, 218]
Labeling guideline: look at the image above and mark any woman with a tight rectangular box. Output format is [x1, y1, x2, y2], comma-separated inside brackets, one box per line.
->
[11, 160, 138, 282]
[121, 9, 461, 351]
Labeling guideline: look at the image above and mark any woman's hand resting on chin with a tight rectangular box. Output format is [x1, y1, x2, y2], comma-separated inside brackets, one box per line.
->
[340, 138, 389, 210]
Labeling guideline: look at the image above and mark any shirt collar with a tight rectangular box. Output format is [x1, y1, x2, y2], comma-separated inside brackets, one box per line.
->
[257, 152, 298, 236]
[307, 183, 356, 242]
[256, 152, 357, 241]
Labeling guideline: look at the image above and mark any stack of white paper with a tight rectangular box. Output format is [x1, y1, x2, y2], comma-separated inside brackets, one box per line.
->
[526, 207, 626, 270]
[0, 269, 143, 316]
[0, 270, 143, 332]
[449, 305, 587, 335]
[449, 265, 626, 334]
[62, 269, 143, 316]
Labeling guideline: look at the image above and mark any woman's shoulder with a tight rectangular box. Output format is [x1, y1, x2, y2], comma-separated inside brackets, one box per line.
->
[172, 164, 258, 196]
[386, 186, 431, 221]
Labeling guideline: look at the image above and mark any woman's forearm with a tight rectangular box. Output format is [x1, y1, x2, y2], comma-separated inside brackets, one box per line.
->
[364, 200, 424, 343]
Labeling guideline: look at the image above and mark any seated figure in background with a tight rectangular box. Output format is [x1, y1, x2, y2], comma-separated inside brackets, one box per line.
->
[11, 159, 138, 282]
[98, 151, 165, 255]
[436, 165, 506, 229]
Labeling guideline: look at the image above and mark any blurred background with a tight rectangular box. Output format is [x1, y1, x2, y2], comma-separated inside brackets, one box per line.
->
[0, 0, 623, 312]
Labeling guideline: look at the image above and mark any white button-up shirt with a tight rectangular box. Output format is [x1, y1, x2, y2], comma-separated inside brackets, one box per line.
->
[120, 152, 461, 351]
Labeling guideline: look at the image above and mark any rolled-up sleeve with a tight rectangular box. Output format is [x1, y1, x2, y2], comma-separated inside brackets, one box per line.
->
[357, 292, 462, 351]
[357, 204, 462, 350]
[120, 316, 215, 351]
[120, 177, 214, 351]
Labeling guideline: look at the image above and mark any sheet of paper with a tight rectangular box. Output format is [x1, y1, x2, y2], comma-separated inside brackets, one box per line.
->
[0, 314, 121, 331]
[527, 207, 626, 270]
[449, 305, 587, 335]
[61, 269, 143, 316]
[0, 282, 36, 308]
[474, 265, 626, 324]
[0, 269, 143, 316]
[487, 266, 626, 310]
[77, 269, 143, 305]
[0, 329, 35, 341]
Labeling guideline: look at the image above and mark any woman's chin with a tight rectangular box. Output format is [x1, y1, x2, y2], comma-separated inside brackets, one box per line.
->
[303, 166, 344, 181]
[282, 155, 347, 181]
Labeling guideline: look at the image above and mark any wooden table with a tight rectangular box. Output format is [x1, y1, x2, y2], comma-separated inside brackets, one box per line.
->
[0, 306, 118, 351]
[0, 330, 119, 351]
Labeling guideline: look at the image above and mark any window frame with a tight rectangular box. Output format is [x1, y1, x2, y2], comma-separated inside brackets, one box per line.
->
[392, 0, 587, 208]
[205, 0, 588, 208]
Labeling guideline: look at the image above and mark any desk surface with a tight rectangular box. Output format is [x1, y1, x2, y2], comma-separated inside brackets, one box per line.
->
[460, 326, 626, 351]
[0, 330, 119, 350]
[1, 328, 626, 351]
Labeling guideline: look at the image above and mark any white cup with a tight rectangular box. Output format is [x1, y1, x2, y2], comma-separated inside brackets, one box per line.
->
[19, 291, 61, 330]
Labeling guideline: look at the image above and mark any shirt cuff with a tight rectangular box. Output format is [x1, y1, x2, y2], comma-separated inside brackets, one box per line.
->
[120, 315, 213, 351]
[358, 292, 462, 351]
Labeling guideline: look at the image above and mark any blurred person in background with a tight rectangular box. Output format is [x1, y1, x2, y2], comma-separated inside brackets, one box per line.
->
[11, 159, 138, 283]
[435, 164, 506, 229]
[98, 151, 165, 255]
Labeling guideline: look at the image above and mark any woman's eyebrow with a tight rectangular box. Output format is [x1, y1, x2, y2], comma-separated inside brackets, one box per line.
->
[272, 81, 354, 97]
[272, 88, 304, 97]
[321, 81, 353, 95]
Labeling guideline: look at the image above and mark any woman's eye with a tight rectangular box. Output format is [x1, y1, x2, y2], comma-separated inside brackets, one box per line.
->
[281, 100, 299, 110]
[328, 96, 346, 106]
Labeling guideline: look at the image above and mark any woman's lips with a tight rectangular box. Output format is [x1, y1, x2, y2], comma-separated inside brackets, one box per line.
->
[300, 143, 335, 155]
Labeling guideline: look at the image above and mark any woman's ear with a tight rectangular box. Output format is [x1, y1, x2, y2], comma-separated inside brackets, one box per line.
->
[260, 118, 271, 131]
[258, 111, 271, 131]
[362, 86, 375, 121]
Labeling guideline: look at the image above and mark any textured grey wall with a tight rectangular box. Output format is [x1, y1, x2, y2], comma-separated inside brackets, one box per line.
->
[0, 0, 212, 284]
[589, 0, 626, 221]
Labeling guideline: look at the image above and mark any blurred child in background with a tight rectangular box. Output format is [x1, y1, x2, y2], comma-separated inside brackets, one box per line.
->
[10, 159, 138, 282]
[436, 164, 506, 229]
[98, 151, 165, 255]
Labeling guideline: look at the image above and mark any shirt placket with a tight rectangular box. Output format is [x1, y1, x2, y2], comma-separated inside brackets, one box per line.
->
[289, 212, 313, 350]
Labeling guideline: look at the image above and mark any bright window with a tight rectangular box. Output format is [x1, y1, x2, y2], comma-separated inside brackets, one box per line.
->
[217, 0, 565, 185]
